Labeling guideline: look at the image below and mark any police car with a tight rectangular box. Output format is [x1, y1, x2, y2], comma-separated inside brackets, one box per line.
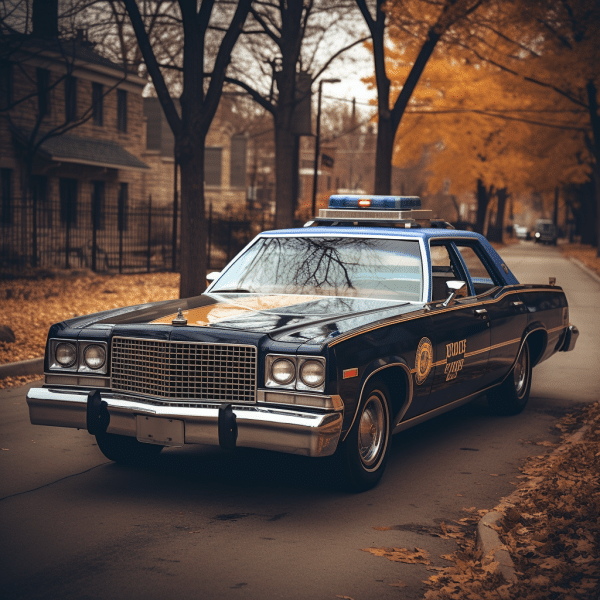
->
[26, 196, 578, 491]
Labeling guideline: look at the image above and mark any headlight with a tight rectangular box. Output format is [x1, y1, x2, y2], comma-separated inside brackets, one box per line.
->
[271, 358, 296, 385]
[83, 344, 106, 370]
[265, 354, 326, 392]
[55, 342, 77, 367]
[299, 359, 325, 388]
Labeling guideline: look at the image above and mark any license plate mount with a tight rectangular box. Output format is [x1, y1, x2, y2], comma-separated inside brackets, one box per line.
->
[136, 415, 184, 447]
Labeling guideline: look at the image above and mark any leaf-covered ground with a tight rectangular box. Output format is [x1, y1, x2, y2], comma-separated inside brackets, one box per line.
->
[420, 402, 600, 599]
[0, 270, 179, 378]
[560, 243, 600, 277]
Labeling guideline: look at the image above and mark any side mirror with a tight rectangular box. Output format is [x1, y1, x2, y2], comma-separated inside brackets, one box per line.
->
[441, 280, 467, 307]
[206, 271, 221, 289]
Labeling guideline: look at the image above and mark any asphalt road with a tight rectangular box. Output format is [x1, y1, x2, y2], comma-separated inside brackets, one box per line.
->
[1, 242, 598, 600]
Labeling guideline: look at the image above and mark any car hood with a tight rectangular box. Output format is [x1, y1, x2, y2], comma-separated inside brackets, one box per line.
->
[73, 293, 423, 346]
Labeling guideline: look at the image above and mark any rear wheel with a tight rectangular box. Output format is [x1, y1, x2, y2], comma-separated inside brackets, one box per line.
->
[487, 340, 532, 415]
[95, 432, 163, 466]
[336, 380, 392, 492]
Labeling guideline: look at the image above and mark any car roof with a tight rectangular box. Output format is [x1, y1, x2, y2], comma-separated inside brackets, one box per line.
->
[259, 226, 486, 243]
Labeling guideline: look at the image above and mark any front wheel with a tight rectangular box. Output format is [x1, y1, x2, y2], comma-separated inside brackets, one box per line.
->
[335, 380, 392, 492]
[95, 432, 163, 466]
[487, 340, 532, 415]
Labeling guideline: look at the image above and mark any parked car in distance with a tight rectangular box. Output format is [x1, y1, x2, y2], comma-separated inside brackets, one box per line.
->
[514, 224, 531, 240]
[26, 195, 579, 491]
[534, 219, 558, 244]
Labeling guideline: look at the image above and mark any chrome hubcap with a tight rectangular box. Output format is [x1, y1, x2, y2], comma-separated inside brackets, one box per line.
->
[358, 394, 385, 468]
[514, 346, 528, 398]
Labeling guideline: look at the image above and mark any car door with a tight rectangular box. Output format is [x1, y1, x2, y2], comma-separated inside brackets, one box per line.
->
[452, 241, 528, 387]
[423, 242, 491, 412]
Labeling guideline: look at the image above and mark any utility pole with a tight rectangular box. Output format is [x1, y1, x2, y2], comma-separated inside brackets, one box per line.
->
[311, 78, 340, 215]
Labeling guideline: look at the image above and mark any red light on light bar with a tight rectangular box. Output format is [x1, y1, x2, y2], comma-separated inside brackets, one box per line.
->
[358, 198, 371, 208]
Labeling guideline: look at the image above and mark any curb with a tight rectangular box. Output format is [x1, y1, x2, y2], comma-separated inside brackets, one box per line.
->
[0, 357, 44, 379]
[569, 257, 600, 284]
[477, 511, 517, 584]
[476, 424, 591, 585]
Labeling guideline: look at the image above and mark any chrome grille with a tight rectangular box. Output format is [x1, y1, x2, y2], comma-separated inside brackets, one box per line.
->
[111, 337, 257, 403]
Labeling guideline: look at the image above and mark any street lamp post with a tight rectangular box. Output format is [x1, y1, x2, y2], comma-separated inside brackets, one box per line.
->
[311, 78, 340, 216]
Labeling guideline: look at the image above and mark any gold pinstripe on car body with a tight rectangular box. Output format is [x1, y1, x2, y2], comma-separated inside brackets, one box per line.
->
[327, 287, 565, 348]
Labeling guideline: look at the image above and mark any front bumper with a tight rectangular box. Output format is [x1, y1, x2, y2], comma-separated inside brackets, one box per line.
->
[26, 386, 343, 458]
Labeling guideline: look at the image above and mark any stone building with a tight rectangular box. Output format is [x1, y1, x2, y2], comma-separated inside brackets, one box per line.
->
[0, 24, 150, 271]
[142, 97, 248, 216]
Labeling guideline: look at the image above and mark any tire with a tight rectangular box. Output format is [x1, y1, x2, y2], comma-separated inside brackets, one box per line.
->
[336, 380, 392, 492]
[95, 432, 163, 466]
[487, 340, 532, 416]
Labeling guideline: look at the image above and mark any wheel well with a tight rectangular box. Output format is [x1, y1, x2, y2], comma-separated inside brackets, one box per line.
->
[372, 366, 410, 420]
[526, 330, 547, 367]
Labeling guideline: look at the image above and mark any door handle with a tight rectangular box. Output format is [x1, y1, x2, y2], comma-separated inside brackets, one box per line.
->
[474, 308, 488, 319]
[512, 301, 524, 307]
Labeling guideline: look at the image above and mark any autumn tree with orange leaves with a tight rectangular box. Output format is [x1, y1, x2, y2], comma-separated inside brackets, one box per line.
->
[356, 0, 488, 196]
[383, 0, 599, 248]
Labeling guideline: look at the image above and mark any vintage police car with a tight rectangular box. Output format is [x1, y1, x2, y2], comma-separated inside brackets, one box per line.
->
[26, 196, 578, 491]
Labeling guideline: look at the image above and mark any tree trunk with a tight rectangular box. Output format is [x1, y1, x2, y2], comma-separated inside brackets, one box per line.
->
[586, 80, 600, 255]
[178, 140, 207, 299]
[374, 112, 394, 195]
[475, 179, 492, 235]
[487, 187, 507, 243]
[274, 124, 297, 228]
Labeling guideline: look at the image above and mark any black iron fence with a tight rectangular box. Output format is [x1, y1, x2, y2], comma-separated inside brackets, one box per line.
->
[0, 197, 272, 276]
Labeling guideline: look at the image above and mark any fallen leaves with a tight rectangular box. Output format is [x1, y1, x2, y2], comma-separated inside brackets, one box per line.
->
[422, 400, 600, 600]
[0, 374, 42, 390]
[0, 271, 179, 388]
[362, 547, 431, 565]
[559, 243, 600, 278]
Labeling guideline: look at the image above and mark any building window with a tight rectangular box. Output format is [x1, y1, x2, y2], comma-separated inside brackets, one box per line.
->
[1, 169, 12, 225]
[37, 68, 50, 117]
[92, 82, 103, 126]
[92, 181, 105, 230]
[60, 178, 78, 225]
[33, 176, 51, 229]
[0, 60, 12, 109]
[205, 148, 222, 186]
[118, 183, 128, 231]
[230, 136, 247, 189]
[117, 89, 127, 132]
[65, 75, 77, 122]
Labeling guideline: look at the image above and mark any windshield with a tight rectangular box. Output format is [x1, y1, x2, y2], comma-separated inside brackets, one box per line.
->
[210, 236, 423, 301]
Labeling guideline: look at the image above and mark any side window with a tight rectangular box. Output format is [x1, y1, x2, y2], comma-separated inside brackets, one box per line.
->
[429, 244, 460, 301]
[455, 244, 499, 295]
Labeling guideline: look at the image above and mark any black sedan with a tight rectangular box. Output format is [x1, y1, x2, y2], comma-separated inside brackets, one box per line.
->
[27, 196, 578, 491]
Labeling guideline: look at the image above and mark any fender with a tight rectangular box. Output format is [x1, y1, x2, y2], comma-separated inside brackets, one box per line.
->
[341, 356, 413, 442]
[488, 325, 546, 391]
[522, 323, 548, 367]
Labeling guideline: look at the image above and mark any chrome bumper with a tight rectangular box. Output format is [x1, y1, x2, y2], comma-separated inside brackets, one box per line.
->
[26, 387, 343, 458]
[560, 324, 579, 352]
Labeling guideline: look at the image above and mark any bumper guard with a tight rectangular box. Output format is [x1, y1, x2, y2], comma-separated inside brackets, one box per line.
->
[26, 386, 343, 458]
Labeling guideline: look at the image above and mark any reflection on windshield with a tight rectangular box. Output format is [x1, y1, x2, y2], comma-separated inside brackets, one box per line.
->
[211, 236, 423, 301]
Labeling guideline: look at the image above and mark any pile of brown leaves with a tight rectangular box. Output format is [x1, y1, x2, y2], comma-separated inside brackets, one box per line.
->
[0, 271, 179, 368]
[560, 244, 600, 278]
[423, 402, 600, 600]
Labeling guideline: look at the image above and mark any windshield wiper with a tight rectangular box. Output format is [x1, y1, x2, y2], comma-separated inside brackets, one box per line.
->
[211, 288, 253, 293]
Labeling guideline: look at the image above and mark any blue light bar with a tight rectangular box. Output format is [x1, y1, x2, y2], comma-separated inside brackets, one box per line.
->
[328, 195, 421, 210]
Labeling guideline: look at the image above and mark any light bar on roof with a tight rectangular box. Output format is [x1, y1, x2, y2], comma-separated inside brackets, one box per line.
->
[316, 194, 432, 224]
[328, 195, 422, 210]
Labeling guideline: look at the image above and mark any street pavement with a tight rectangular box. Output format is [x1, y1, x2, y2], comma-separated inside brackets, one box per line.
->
[0, 241, 598, 600]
